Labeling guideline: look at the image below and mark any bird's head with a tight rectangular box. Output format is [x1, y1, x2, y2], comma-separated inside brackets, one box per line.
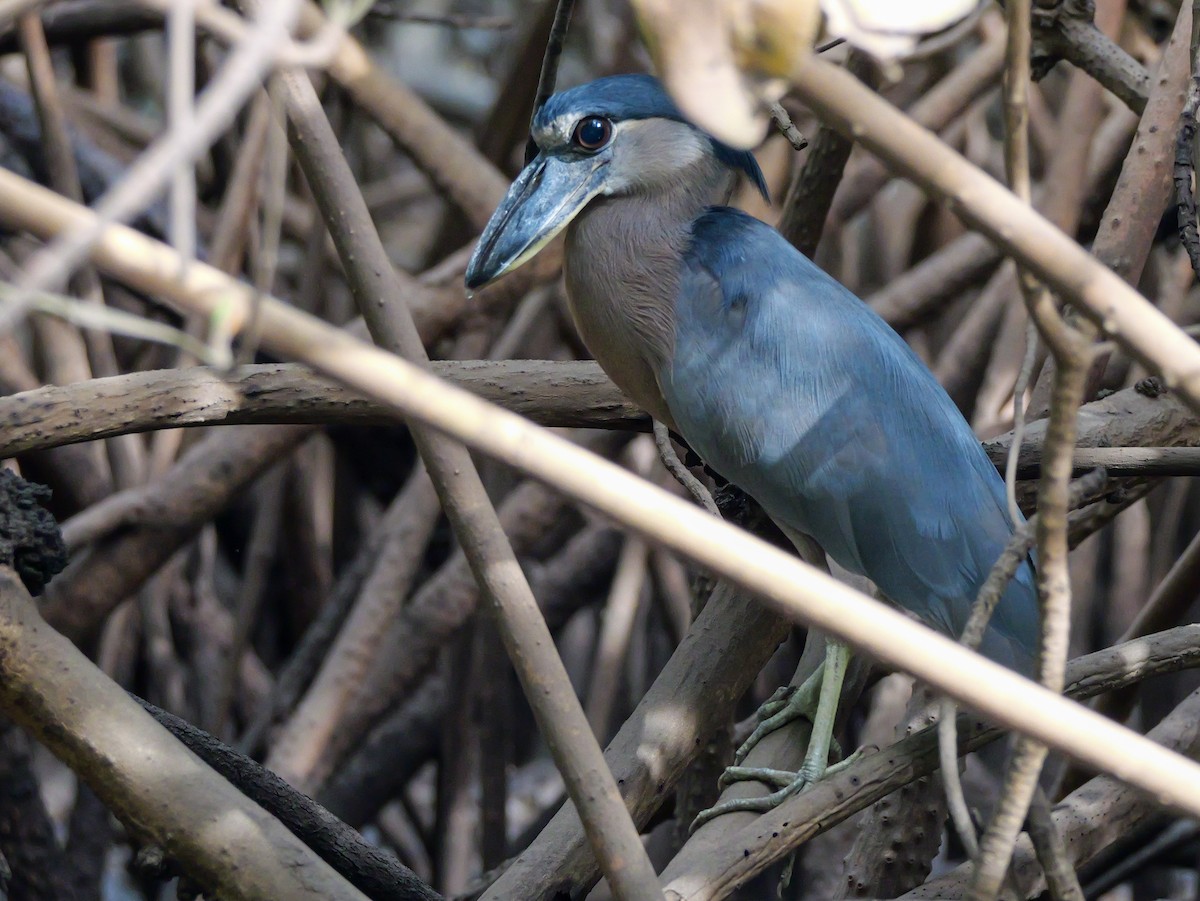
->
[465, 74, 768, 290]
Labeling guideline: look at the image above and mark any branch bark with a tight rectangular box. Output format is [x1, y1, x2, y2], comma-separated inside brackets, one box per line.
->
[659, 626, 1200, 900]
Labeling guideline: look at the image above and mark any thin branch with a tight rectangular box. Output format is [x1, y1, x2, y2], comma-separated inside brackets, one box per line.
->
[8, 170, 1200, 846]
[653, 421, 719, 516]
[970, 326, 1090, 900]
[788, 52, 1200, 419]
[269, 55, 663, 898]
[939, 469, 1106, 866]
[531, 0, 576, 121]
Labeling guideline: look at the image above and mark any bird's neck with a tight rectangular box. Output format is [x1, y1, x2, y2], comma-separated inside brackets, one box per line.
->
[562, 160, 735, 425]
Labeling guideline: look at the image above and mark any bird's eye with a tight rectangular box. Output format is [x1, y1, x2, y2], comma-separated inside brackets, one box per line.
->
[572, 117, 613, 152]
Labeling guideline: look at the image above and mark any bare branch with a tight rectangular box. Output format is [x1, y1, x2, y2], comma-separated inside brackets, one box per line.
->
[789, 48, 1200, 418]
[270, 54, 662, 898]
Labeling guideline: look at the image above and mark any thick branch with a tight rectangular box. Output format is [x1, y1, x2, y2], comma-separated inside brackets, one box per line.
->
[1028, 0, 1151, 113]
[0, 361, 645, 457]
[0, 566, 369, 901]
[659, 626, 1200, 900]
[134, 697, 440, 901]
[0, 366, 1196, 477]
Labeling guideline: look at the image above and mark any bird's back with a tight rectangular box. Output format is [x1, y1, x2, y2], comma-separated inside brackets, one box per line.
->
[660, 208, 1037, 673]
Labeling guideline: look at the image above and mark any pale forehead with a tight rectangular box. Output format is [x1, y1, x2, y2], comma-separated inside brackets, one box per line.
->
[533, 112, 589, 147]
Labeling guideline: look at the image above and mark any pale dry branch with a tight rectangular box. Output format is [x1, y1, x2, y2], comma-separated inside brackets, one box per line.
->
[1, 0, 306, 331]
[5, 169, 1200, 854]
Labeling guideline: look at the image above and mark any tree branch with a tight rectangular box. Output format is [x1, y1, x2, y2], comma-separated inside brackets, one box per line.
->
[0, 566, 370, 901]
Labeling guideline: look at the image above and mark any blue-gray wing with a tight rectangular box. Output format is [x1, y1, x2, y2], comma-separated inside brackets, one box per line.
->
[660, 209, 1037, 673]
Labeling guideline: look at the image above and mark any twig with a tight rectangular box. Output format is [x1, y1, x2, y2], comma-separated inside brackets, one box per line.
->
[768, 102, 807, 151]
[652, 421, 719, 516]
[531, 0, 576, 122]
[9, 172, 1200, 843]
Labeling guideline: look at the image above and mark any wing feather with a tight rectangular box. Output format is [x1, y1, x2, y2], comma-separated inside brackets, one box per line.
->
[661, 209, 1037, 672]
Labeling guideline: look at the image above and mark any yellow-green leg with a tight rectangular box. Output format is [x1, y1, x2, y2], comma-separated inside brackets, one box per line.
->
[692, 638, 851, 829]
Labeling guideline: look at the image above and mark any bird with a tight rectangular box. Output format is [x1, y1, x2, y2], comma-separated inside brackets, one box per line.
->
[465, 73, 1038, 820]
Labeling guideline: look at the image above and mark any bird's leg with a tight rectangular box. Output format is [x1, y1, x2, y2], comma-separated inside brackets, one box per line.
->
[692, 638, 851, 828]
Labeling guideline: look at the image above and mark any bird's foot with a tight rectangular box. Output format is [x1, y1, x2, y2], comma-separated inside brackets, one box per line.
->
[732, 676, 824, 766]
[691, 748, 866, 831]
[690, 759, 826, 831]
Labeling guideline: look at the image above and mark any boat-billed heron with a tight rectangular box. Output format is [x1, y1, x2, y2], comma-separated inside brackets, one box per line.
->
[465, 74, 1037, 820]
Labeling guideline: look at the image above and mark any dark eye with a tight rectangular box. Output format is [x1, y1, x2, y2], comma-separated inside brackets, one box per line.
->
[572, 117, 613, 152]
